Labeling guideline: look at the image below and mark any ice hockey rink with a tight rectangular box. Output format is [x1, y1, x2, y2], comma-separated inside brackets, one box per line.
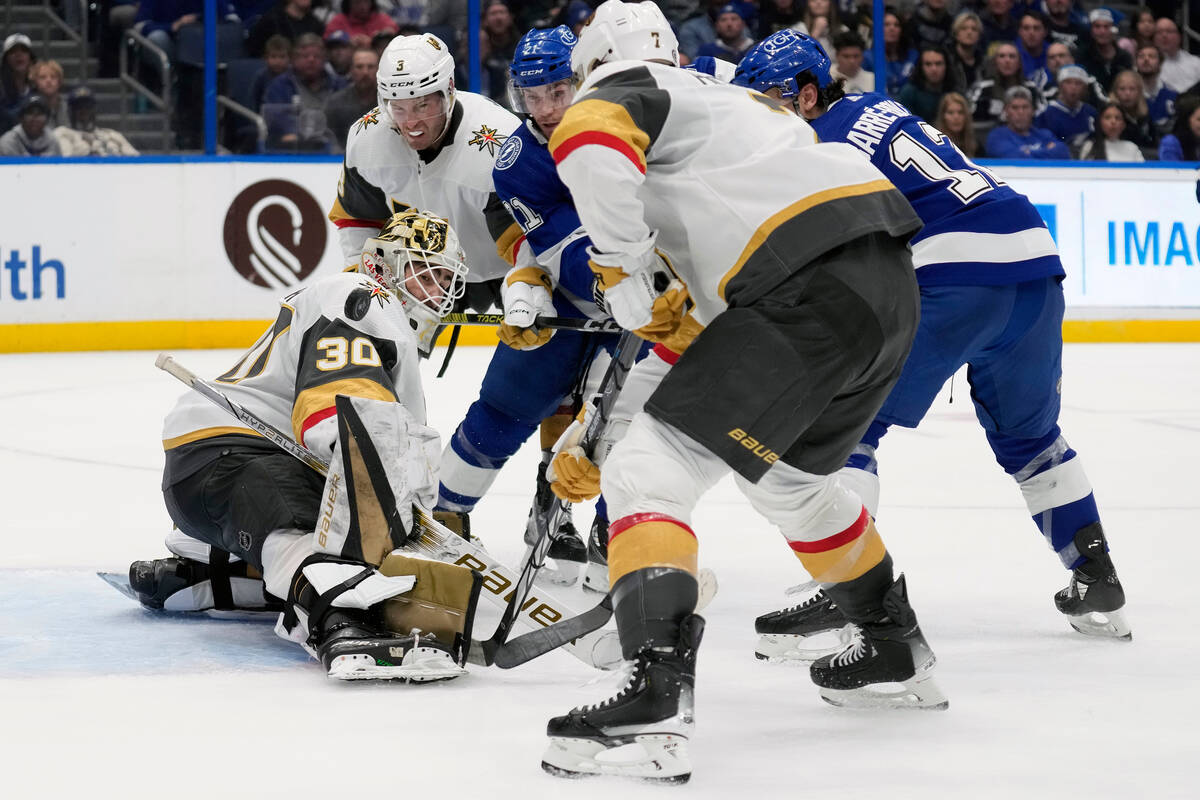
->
[2, 342, 1195, 799]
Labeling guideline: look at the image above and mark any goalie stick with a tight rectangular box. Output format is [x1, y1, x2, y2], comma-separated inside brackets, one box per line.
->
[478, 329, 642, 666]
[153, 354, 622, 670]
[440, 312, 621, 334]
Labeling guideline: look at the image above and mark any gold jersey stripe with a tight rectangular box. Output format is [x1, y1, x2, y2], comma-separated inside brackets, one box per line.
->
[495, 221, 525, 266]
[163, 426, 263, 451]
[291, 377, 397, 444]
[608, 519, 699, 587]
[549, 98, 651, 173]
[718, 179, 897, 301]
[790, 518, 887, 584]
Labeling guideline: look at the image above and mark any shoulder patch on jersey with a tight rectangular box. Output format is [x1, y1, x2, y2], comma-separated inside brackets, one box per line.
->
[346, 281, 392, 321]
[354, 107, 382, 134]
[468, 124, 507, 156]
[495, 135, 522, 170]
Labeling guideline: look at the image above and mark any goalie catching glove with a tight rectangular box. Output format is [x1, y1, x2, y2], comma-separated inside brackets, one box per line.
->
[546, 404, 601, 503]
[588, 247, 691, 343]
[500, 266, 556, 350]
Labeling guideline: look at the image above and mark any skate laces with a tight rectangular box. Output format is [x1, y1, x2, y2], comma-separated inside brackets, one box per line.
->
[783, 578, 821, 598]
[779, 588, 829, 614]
[577, 659, 640, 712]
[829, 627, 871, 668]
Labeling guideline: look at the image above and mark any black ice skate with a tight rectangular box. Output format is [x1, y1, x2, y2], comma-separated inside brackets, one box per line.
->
[316, 610, 466, 682]
[126, 556, 283, 615]
[582, 514, 610, 594]
[754, 589, 855, 662]
[810, 576, 948, 710]
[542, 614, 705, 783]
[1055, 523, 1131, 640]
[524, 461, 586, 586]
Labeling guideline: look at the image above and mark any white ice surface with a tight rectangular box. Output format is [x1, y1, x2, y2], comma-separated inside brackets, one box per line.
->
[2, 344, 1197, 799]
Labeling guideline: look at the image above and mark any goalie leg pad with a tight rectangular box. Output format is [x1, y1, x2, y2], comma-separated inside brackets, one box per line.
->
[316, 395, 440, 566]
[379, 552, 483, 665]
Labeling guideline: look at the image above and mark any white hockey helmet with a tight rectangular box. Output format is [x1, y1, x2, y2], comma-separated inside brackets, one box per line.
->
[360, 209, 469, 354]
[377, 33, 456, 121]
[570, 0, 679, 81]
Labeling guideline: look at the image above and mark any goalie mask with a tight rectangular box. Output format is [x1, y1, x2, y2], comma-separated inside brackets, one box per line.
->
[360, 210, 468, 354]
[571, 0, 679, 81]
[377, 33, 456, 150]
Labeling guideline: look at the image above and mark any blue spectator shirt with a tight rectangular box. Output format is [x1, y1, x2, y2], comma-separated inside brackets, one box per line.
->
[1148, 85, 1178, 134]
[863, 49, 918, 97]
[1035, 100, 1097, 149]
[985, 123, 1071, 161]
[811, 92, 1063, 286]
[491, 119, 604, 316]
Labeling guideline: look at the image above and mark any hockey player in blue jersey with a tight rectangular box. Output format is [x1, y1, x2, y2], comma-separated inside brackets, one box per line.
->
[436, 26, 634, 585]
[733, 30, 1130, 652]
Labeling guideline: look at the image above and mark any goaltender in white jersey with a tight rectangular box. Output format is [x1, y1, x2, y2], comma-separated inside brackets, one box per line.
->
[329, 33, 522, 289]
[140, 211, 486, 683]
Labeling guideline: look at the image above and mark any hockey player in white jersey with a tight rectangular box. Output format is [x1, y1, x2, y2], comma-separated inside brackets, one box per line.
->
[532, 0, 945, 783]
[129, 210, 482, 682]
[329, 33, 522, 315]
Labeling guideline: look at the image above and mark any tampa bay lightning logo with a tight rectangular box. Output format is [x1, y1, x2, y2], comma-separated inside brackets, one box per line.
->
[495, 135, 522, 171]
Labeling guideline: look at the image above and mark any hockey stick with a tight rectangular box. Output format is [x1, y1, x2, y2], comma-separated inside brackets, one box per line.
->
[153, 354, 622, 670]
[482, 330, 642, 668]
[440, 312, 621, 334]
[493, 567, 719, 669]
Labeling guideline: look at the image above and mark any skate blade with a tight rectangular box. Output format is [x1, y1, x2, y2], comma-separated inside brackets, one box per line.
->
[327, 650, 467, 682]
[97, 571, 139, 602]
[755, 626, 853, 663]
[1066, 608, 1132, 640]
[542, 734, 691, 783]
[582, 562, 609, 594]
[819, 671, 949, 711]
[536, 558, 582, 587]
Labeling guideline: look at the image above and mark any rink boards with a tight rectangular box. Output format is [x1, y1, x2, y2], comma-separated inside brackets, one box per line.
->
[1, 157, 1199, 352]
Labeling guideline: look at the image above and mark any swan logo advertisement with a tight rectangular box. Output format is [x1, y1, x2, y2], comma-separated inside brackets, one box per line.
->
[223, 179, 327, 289]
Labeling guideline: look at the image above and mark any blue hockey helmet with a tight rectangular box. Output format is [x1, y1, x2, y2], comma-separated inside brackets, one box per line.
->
[509, 26, 578, 89]
[732, 29, 832, 98]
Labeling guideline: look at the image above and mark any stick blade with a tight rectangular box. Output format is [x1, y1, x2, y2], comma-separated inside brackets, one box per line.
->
[492, 594, 614, 669]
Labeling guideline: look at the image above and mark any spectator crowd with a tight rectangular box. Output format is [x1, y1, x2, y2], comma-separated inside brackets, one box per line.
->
[3, 1, 1200, 161]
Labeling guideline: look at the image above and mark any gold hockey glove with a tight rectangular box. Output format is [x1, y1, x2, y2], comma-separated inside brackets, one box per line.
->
[499, 266, 555, 350]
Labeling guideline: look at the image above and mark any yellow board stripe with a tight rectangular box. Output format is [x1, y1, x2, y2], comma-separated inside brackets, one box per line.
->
[0, 320, 503, 353]
[4, 318, 1200, 355]
[718, 179, 896, 301]
[163, 426, 264, 451]
[791, 519, 887, 584]
[608, 520, 698, 587]
[291, 377, 397, 444]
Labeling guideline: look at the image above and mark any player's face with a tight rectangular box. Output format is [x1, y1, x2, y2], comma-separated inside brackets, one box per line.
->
[388, 93, 450, 150]
[763, 86, 801, 117]
[403, 260, 455, 310]
[1005, 97, 1033, 131]
[1099, 106, 1124, 139]
[519, 79, 575, 138]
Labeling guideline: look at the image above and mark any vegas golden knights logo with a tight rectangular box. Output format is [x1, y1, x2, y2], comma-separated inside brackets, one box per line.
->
[378, 210, 449, 254]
